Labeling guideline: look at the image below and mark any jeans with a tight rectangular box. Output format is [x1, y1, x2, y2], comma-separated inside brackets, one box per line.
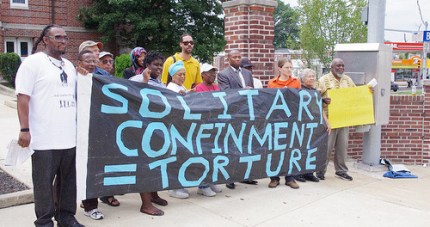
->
[32, 148, 77, 227]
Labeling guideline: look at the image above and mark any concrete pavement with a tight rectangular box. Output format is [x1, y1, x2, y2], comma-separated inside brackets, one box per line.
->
[0, 88, 429, 227]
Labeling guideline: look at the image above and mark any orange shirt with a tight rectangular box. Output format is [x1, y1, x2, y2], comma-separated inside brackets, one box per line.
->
[267, 75, 301, 89]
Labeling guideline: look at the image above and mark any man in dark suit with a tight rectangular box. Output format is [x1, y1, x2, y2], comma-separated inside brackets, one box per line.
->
[217, 49, 257, 189]
[218, 49, 254, 89]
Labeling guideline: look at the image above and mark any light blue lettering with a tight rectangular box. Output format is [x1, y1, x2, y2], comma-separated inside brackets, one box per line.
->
[265, 89, 292, 120]
[266, 152, 285, 177]
[170, 123, 196, 156]
[141, 122, 170, 158]
[238, 89, 258, 120]
[224, 123, 246, 154]
[116, 120, 142, 157]
[196, 124, 214, 155]
[178, 157, 209, 187]
[239, 155, 261, 179]
[288, 149, 302, 174]
[248, 124, 273, 154]
[177, 96, 202, 120]
[274, 122, 288, 150]
[289, 122, 305, 148]
[148, 157, 177, 189]
[212, 92, 231, 119]
[139, 88, 171, 118]
[306, 148, 317, 170]
[298, 90, 314, 121]
[213, 155, 230, 181]
[212, 123, 226, 154]
[101, 83, 128, 114]
[306, 123, 318, 149]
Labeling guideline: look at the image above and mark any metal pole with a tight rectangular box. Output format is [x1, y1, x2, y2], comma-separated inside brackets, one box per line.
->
[362, 0, 386, 166]
[423, 22, 428, 82]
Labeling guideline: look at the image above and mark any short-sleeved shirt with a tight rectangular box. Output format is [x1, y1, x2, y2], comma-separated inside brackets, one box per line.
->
[161, 53, 201, 90]
[317, 72, 356, 115]
[267, 75, 301, 89]
[194, 83, 220, 92]
[15, 52, 77, 150]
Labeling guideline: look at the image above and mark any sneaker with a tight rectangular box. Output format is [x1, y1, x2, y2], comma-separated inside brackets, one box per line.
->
[335, 172, 353, 181]
[285, 180, 300, 189]
[169, 189, 189, 199]
[209, 184, 222, 193]
[197, 187, 216, 197]
[56, 215, 85, 227]
[84, 208, 104, 220]
[268, 179, 280, 188]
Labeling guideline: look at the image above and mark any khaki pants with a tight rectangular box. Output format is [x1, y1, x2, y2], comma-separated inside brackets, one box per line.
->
[321, 127, 349, 174]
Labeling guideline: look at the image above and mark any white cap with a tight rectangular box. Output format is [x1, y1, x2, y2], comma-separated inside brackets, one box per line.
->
[200, 63, 217, 73]
[99, 51, 113, 59]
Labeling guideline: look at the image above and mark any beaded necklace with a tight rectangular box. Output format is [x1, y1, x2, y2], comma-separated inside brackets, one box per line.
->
[46, 54, 68, 85]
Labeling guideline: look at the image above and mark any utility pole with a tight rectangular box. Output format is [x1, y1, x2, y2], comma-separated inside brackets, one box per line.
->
[362, 0, 386, 166]
[417, 0, 428, 83]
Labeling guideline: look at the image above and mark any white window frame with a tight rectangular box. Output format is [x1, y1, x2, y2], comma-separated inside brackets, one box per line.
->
[4, 37, 33, 60]
[10, 0, 29, 9]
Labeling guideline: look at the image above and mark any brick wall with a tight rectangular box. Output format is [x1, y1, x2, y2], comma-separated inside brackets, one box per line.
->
[348, 81, 430, 165]
[222, 0, 277, 87]
[0, 0, 103, 63]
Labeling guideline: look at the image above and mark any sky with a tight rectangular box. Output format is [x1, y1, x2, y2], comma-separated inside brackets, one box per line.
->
[281, 0, 430, 42]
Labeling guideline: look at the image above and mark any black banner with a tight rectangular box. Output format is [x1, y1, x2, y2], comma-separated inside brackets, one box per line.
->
[78, 75, 328, 199]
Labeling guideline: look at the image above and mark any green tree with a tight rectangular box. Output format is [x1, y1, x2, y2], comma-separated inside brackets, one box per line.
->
[273, 0, 300, 49]
[298, 0, 367, 68]
[78, 0, 226, 62]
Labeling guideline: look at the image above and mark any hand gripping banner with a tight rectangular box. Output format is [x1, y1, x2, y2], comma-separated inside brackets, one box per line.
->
[77, 75, 328, 199]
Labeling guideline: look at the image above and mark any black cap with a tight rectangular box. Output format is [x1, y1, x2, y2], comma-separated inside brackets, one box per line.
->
[241, 58, 253, 67]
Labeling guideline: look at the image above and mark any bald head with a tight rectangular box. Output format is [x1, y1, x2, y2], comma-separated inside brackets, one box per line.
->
[228, 49, 242, 69]
[331, 58, 345, 77]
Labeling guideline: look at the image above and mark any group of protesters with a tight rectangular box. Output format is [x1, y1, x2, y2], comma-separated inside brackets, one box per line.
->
[15, 24, 357, 227]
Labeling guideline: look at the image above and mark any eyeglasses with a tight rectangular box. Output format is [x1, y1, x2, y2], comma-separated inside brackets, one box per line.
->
[102, 59, 114, 65]
[47, 35, 69, 42]
[83, 60, 99, 64]
[182, 41, 194, 46]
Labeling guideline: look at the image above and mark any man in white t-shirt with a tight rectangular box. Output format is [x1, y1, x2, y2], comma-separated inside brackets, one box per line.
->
[15, 25, 84, 227]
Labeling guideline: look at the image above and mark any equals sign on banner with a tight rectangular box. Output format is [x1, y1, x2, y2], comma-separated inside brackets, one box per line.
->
[104, 164, 137, 186]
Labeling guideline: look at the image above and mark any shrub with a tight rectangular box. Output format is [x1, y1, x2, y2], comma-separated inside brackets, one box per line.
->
[0, 53, 21, 88]
[114, 53, 131, 78]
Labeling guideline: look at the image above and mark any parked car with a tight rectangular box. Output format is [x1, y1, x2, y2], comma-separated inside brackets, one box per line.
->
[391, 81, 399, 92]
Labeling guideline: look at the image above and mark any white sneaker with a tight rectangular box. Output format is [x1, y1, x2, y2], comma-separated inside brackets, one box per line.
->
[84, 208, 104, 220]
[209, 184, 222, 193]
[169, 189, 189, 199]
[197, 187, 216, 197]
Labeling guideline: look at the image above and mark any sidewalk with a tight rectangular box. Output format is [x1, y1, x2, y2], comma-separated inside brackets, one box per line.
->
[1, 90, 430, 227]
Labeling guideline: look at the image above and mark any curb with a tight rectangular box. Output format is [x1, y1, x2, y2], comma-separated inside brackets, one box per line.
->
[0, 189, 34, 209]
[0, 83, 15, 97]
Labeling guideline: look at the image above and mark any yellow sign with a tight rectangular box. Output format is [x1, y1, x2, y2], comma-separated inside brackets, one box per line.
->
[328, 86, 374, 129]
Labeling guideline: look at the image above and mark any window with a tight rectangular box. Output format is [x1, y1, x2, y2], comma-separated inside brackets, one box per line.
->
[4, 37, 33, 59]
[10, 0, 28, 9]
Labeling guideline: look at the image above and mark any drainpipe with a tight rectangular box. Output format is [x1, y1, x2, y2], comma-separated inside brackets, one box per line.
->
[51, 0, 55, 24]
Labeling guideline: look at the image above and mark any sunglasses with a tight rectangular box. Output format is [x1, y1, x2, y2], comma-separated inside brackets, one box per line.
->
[102, 59, 114, 64]
[182, 41, 194, 45]
[47, 35, 69, 42]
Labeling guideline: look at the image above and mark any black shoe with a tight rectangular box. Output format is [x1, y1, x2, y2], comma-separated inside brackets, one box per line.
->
[226, 183, 236, 189]
[303, 174, 320, 182]
[57, 216, 85, 227]
[335, 172, 353, 181]
[240, 180, 258, 185]
[294, 176, 306, 182]
[316, 172, 325, 180]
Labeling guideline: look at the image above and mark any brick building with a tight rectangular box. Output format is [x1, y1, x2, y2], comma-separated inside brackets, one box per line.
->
[0, 0, 101, 63]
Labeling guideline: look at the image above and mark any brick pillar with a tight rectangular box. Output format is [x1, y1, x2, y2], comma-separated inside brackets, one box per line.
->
[222, 0, 277, 87]
[422, 79, 430, 164]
